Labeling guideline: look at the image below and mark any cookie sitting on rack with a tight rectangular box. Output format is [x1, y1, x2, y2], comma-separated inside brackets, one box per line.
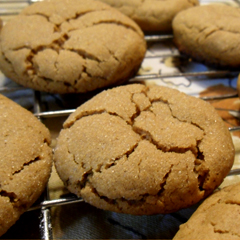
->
[97, 0, 199, 33]
[54, 84, 234, 215]
[173, 182, 240, 239]
[172, 4, 240, 69]
[0, 0, 146, 94]
[0, 94, 52, 237]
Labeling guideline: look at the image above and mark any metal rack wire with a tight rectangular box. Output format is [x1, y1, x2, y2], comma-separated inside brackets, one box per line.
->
[1, 0, 240, 239]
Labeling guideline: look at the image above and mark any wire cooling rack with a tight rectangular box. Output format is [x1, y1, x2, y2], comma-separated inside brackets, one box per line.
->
[1, 0, 240, 239]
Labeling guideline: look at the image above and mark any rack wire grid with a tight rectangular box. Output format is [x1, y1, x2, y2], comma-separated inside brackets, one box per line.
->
[1, 0, 240, 239]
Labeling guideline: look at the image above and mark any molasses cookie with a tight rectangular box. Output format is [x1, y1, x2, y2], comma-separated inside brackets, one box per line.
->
[173, 182, 240, 239]
[0, 94, 52, 236]
[172, 4, 240, 68]
[99, 0, 199, 32]
[54, 84, 234, 215]
[0, 0, 146, 94]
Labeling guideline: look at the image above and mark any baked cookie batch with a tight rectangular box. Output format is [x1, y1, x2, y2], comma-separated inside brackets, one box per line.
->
[0, 0, 239, 238]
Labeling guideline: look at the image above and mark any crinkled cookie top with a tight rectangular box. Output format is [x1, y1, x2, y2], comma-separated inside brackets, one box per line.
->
[0, 0, 146, 93]
[173, 4, 240, 68]
[54, 84, 234, 215]
[174, 182, 240, 239]
[0, 94, 52, 236]
[99, 0, 199, 32]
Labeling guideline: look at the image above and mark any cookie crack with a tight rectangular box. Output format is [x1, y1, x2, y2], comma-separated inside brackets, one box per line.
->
[78, 169, 93, 189]
[0, 190, 17, 204]
[64, 10, 101, 24]
[105, 45, 120, 63]
[60, 9, 116, 26]
[137, 98, 208, 192]
[12, 156, 41, 176]
[210, 222, 240, 238]
[187, 0, 198, 5]
[97, 142, 139, 173]
[134, 126, 195, 154]
[194, 146, 209, 191]
[183, 23, 240, 41]
[3, 38, 66, 78]
[54, 8, 142, 36]
[157, 164, 174, 197]
[92, 21, 141, 36]
[70, 49, 100, 63]
[90, 188, 142, 210]
[0, 51, 20, 78]
[24, 12, 50, 22]
[130, 89, 150, 124]
[15, 44, 108, 87]
[90, 164, 174, 208]
[77, 145, 140, 191]
[225, 200, 240, 206]
[26, 10, 119, 27]
[196, 27, 223, 45]
[153, 98, 205, 133]
[133, 99, 204, 154]
[68, 110, 132, 129]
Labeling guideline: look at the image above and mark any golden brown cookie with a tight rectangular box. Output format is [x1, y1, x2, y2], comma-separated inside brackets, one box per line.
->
[99, 0, 199, 32]
[0, 94, 52, 236]
[173, 182, 240, 239]
[172, 4, 240, 68]
[0, 0, 146, 94]
[54, 84, 234, 215]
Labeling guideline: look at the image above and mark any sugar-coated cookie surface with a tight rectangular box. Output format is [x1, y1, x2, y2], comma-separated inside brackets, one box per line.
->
[0, 94, 52, 236]
[54, 84, 234, 215]
[0, 0, 146, 94]
[98, 0, 199, 32]
[174, 182, 240, 239]
[173, 4, 240, 68]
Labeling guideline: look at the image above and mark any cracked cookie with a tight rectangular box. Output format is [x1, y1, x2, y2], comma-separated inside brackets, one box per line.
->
[54, 84, 234, 215]
[172, 4, 240, 68]
[99, 0, 199, 32]
[173, 182, 240, 239]
[0, 0, 146, 94]
[0, 94, 52, 236]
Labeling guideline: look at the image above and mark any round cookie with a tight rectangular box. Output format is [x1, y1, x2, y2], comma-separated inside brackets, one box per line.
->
[173, 182, 240, 239]
[0, 94, 52, 236]
[0, 0, 146, 94]
[172, 4, 240, 68]
[54, 84, 234, 215]
[99, 0, 199, 32]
